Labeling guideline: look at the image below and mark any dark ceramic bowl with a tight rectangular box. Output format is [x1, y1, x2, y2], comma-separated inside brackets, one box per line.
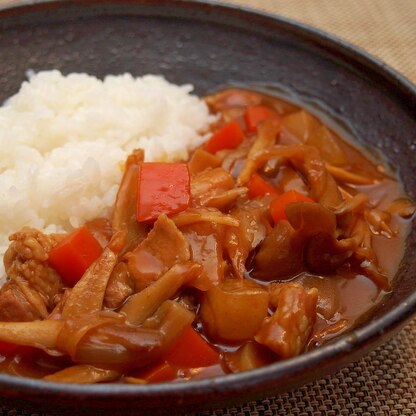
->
[0, 1, 415, 415]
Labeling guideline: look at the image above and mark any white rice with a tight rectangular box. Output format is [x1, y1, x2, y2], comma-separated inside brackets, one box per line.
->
[0, 70, 214, 278]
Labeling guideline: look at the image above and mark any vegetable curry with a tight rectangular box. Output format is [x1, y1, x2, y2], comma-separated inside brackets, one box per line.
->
[0, 88, 414, 384]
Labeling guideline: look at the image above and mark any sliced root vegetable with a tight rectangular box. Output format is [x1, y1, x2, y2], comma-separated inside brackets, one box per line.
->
[43, 365, 120, 384]
[0, 320, 63, 349]
[125, 214, 191, 291]
[112, 149, 148, 254]
[200, 279, 269, 342]
[61, 248, 117, 320]
[325, 163, 375, 185]
[121, 262, 202, 325]
[172, 207, 240, 228]
[198, 187, 248, 209]
[112, 149, 144, 232]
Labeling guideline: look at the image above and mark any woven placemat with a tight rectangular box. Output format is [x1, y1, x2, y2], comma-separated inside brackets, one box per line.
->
[1, 1, 415, 415]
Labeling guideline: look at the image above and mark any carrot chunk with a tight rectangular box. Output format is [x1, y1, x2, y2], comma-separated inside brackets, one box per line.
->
[205, 121, 244, 153]
[0, 340, 19, 356]
[245, 106, 277, 133]
[163, 326, 219, 369]
[247, 173, 279, 199]
[48, 226, 103, 287]
[136, 163, 190, 223]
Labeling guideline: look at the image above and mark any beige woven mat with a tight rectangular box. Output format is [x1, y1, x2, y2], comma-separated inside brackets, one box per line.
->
[201, 1, 416, 415]
[0, 2, 415, 416]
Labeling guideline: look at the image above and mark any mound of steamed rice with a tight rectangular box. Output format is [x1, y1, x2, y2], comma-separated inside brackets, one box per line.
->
[0, 70, 214, 278]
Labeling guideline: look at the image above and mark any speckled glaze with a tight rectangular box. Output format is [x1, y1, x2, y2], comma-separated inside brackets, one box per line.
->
[0, 1, 415, 414]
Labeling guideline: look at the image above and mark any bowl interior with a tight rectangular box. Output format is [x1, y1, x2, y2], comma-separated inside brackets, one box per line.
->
[0, 1, 415, 414]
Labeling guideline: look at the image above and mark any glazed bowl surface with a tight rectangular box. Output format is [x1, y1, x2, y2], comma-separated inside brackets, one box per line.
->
[0, 1, 415, 414]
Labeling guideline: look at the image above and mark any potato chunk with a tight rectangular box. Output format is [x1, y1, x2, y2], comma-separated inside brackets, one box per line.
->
[255, 283, 318, 358]
[200, 279, 269, 342]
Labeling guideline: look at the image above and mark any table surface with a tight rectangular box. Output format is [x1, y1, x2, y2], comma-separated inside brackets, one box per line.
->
[1, 1, 416, 415]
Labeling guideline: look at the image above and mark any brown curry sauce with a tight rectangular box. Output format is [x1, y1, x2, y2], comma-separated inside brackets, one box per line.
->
[0, 88, 414, 383]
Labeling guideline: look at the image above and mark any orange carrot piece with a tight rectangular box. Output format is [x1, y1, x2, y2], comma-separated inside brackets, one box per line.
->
[136, 163, 190, 223]
[48, 226, 103, 287]
[205, 121, 244, 153]
[247, 174, 279, 199]
[245, 106, 277, 133]
[163, 326, 219, 369]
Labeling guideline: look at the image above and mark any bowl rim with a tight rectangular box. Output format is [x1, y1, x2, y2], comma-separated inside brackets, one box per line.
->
[0, 0, 415, 404]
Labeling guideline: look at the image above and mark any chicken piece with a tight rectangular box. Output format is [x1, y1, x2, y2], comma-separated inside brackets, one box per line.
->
[255, 283, 318, 358]
[0, 283, 41, 322]
[125, 215, 190, 291]
[188, 149, 222, 176]
[191, 167, 247, 210]
[0, 228, 64, 321]
[224, 198, 271, 278]
[104, 262, 135, 309]
[181, 222, 226, 290]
